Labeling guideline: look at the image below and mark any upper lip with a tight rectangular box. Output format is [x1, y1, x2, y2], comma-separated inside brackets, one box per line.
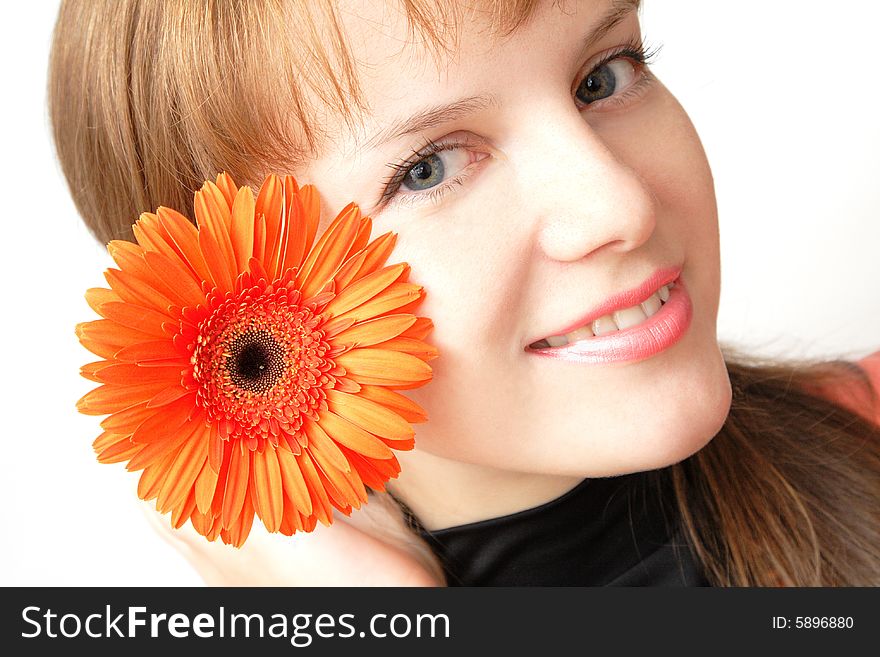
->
[526, 265, 683, 347]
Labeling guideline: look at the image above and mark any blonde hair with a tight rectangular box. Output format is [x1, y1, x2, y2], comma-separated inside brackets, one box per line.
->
[50, 0, 880, 585]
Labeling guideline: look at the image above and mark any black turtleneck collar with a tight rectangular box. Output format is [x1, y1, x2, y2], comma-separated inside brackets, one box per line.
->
[400, 470, 710, 586]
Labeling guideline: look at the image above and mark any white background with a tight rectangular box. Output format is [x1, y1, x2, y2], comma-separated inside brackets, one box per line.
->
[1, 1, 878, 585]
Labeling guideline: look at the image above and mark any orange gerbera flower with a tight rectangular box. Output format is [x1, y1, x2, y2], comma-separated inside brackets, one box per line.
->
[76, 173, 436, 547]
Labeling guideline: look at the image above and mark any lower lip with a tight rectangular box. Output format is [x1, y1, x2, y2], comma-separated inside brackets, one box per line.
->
[526, 278, 692, 364]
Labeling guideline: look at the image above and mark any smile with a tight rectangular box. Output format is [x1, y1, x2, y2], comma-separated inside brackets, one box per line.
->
[528, 281, 674, 349]
[525, 275, 692, 365]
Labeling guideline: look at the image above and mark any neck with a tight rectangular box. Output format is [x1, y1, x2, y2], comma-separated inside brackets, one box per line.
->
[386, 448, 583, 532]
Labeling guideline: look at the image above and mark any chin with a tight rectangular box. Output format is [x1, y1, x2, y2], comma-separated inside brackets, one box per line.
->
[541, 342, 734, 478]
[630, 351, 733, 473]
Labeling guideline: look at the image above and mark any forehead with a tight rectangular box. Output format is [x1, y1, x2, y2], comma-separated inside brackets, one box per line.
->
[328, 0, 612, 130]
[333, 1, 497, 105]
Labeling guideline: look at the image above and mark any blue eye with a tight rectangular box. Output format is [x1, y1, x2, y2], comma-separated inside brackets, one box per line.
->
[402, 153, 445, 191]
[575, 57, 639, 105]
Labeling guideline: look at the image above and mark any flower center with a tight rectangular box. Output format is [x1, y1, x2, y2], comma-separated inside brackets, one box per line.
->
[185, 273, 338, 450]
[228, 330, 285, 394]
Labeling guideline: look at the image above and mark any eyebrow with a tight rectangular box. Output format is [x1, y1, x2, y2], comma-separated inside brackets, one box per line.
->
[363, 0, 642, 150]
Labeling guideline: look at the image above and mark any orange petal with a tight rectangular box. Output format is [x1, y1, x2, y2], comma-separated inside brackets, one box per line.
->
[252, 447, 283, 532]
[106, 239, 145, 268]
[100, 401, 152, 432]
[229, 186, 255, 274]
[223, 493, 255, 547]
[171, 489, 198, 529]
[371, 336, 439, 360]
[349, 215, 373, 259]
[77, 381, 170, 415]
[195, 179, 235, 247]
[197, 180, 233, 229]
[114, 340, 178, 363]
[132, 214, 165, 253]
[329, 282, 423, 324]
[276, 445, 313, 516]
[198, 226, 234, 291]
[296, 183, 320, 258]
[80, 360, 109, 382]
[156, 423, 210, 513]
[195, 456, 219, 514]
[334, 348, 433, 386]
[77, 319, 158, 350]
[107, 241, 184, 305]
[221, 443, 250, 529]
[323, 263, 408, 318]
[211, 442, 233, 516]
[95, 435, 141, 464]
[93, 429, 125, 451]
[296, 203, 362, 299]
[401, 316, 434, 341]
[104, 268, 175, 313]
[331, 249, 369, 291]
[309, 457, 350, 511]
[331, 449, 369, 505]
[337, 231, 398, 288]
[127, 418, 194, 472]
[208, 423, 224, 473]
[157, 206, 214, 284]
[92, 363, 182, 385]
[190, 508, 221, 540]
[331, 313, 417, 347]
[214, 172, 238, 209]
[255, 175, 283, 254]
[262, 178, 289, 278]
[97, 301, 173, 337]
[309, 444, 363, 509]
[144, 250, 206, 308]
[302, 418, 351, 473]
[357, 384, 429, 423]
[253, 214, 267, 264]
[297, 450, 333, 525]
[85, 287, 121, 314]
[325, 388, 414, 441]
[336, 444, 400, 492]
[321, 315, 357, 339]
[130, 394, 194, 444]
[282, 182, 319, 273]
[136, 447, 179, 501]
[317, 410, 393, 459]
[147, 384, 194, 408]
[333, 377, 362, 393]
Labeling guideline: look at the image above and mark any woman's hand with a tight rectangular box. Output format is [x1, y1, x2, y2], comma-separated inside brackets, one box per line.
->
[142, 504, 441, 587]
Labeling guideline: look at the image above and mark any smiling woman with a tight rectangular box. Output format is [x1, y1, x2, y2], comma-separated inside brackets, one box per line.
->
[48, 0, 880, 586]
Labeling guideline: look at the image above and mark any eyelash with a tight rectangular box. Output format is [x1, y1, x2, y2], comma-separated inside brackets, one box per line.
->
[378, 37, 661, 209]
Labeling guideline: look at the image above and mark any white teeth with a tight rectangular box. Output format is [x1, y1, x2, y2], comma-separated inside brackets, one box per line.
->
[529, 281, 677, 350]
[591, 315, 618, 336]
[566, 324, 594, 342]
[612, 305, 648, 330]
[640, 292, 662, 318]
[545, 334, 569, 347]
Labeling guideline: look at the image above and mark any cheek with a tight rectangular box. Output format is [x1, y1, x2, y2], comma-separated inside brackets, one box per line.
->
[370, 213, 523, 460]
[624, 88, 717, 233]
[612, 86, 721, 303]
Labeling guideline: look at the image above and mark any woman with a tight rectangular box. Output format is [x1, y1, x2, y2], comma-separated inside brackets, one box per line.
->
[49, 0, 880, 585]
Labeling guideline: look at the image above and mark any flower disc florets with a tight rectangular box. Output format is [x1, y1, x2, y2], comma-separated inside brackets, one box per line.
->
[187, 269, 335, 451]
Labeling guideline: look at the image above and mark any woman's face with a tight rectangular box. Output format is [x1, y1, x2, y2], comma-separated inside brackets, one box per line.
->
[301, 0, 732, 498]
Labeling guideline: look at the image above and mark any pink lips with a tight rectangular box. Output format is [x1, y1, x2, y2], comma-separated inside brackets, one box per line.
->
[526, 268, 692, 365]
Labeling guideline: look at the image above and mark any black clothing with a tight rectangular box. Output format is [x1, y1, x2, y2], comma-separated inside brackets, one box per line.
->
[402, 470, 710, 586]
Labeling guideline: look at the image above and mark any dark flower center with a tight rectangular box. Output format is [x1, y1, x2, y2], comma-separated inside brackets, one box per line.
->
[227, 330, 286, 394]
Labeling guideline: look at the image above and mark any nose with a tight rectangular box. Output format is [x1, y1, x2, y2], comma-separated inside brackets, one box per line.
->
[515, 107, 657, 263]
